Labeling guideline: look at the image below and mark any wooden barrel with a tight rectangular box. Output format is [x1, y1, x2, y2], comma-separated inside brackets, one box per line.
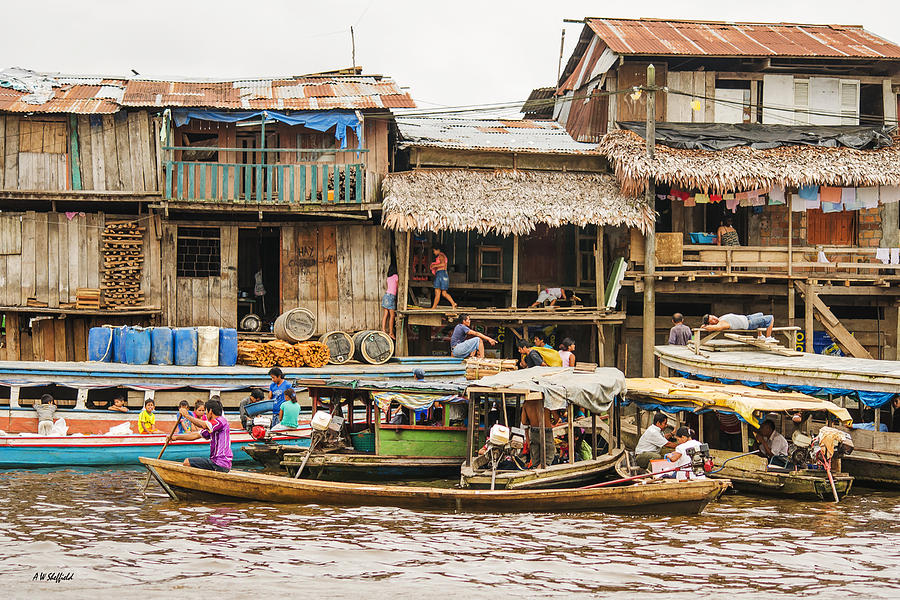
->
[319, 331, 354, 364]
[352, 330, 394, 365]
[273, 308, 316, 343]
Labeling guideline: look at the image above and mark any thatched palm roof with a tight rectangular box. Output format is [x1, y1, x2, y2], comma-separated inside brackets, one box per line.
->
[382, 169, 654, 235]
[599, 129, 900, 195]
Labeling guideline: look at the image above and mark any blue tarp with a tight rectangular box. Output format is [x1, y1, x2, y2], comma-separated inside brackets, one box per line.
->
[172, 109, 362, 149]
[674, 370, 897, 408]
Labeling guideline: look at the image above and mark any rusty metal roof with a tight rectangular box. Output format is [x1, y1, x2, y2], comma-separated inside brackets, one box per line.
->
[120, 76, 415, 110]
[585, 18, 900, 58]
[396, 117, 599, 154]
[0, 68, 414, 114]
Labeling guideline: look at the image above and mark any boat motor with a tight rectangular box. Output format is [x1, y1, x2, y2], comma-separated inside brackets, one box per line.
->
[251, 415, 273, 441]
[685, 443, 714, 477]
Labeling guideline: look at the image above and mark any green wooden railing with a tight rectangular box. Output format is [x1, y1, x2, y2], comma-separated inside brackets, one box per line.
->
[164, 160, 365, 204]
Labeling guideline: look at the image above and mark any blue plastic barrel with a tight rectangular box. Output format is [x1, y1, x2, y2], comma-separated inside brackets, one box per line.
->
[174, 327, 198, 366]
[124, 327, 151, 365]
[88, 327, 113, 362]
[112, 326, 128, 363]
[150, 327, 174, 365]
[218, 328, 238, 366]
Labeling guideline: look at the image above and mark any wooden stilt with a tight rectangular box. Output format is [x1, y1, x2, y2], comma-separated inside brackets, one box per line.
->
[510, 234, 519, 309]
[396, 230, 411, 357]
[567, 404, 575, 464]
[804, 284, 815, 354]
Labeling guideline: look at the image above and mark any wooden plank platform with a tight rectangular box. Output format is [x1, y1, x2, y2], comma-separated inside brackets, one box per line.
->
[401, 306, 625, 327]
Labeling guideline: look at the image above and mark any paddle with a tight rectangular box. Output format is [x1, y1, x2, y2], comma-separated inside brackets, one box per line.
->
[141, 414, 182, 494]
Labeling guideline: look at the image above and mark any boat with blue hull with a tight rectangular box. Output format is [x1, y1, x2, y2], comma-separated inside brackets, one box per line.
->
[0, 430, 309, 468]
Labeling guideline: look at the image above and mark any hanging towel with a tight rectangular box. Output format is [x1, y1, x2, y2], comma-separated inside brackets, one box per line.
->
[841, 188, 860, 211]
[683, 195, 695, 207]
[725, 196, 740, 212]
[822, 199, 843, 213]
[750, 193, 766, 207]
[791, 194, 806, 212]
[820, 187, 842, 204]
[881, 186, 900, 204]
[876, 248, 890, 264]
[806, 196, 821, 210]
[694, 193, 710, 204]
[768, 186, 786, 205]
[710, 194, 722, 203]
[798, 185, 819, 201]
[857, 187, 879, 209]
[723, 193, 735, 200]
[892, 248, 900, 265]
[657, 194, 667, 201]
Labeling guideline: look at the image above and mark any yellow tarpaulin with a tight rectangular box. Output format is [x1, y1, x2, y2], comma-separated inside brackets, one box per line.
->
[625, 377, 852, 429]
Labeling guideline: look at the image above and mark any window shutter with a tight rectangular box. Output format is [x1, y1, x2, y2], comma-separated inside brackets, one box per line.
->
[794, 80, 809, 124]
[840, 80, 860, 125]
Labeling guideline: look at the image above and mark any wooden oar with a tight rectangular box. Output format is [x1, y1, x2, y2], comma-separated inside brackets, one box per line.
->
[141, 416, 182, 494]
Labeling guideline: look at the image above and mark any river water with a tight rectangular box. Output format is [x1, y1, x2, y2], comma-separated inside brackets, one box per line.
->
[1, 468, 899, 599]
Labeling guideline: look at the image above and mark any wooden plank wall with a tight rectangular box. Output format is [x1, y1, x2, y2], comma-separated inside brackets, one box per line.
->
[164, 224, 239, 328]
[362, 118, 389, 203]
[282, 223, 390, 334]
[0, 113, 158, 192]
[2, 314, 152, 362]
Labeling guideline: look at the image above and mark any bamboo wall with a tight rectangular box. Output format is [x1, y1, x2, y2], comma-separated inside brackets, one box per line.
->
[0, 112, 159, 192]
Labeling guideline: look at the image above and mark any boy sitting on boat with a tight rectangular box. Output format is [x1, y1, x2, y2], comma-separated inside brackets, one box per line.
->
[109, 394, 128, 413]
[179, 397, 232, 473]
[173, 400, 208, 441]
[663, 427, 703, 477]
[33, 394, 57, 436]
[138, 399, 162, 434]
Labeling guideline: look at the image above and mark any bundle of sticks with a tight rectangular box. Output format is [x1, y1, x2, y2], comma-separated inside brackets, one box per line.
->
[101, 221, 145, 308]
[464, 357, 519, 380]
[268, 340, 301, 367]
[237, 341, 276, 368]
[295, 341, 330, 368]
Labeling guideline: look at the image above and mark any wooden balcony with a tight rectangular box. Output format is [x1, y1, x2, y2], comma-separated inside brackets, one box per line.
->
[163, 147, 367, 206]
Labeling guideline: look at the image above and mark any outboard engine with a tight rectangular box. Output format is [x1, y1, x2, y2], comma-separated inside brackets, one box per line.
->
[685, 443, 714, 478]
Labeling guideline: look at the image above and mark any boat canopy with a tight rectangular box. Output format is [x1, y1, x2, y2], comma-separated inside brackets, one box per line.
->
[470, 367, 626, 413]
[310, 378, 468, 396]
[624, 378, 852, 429]
[372, 392, 466, 413]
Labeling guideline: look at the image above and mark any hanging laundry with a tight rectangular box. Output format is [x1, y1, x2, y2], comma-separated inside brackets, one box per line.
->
[880, 185, 900, 204]
[791, 194, 806, 212]
[749, 191, 766, 207]
[817, 250, 830, 263]
[65, 211, 79, 220]
[725, 196, 739, 212]
[820, 186, 841, 204]
[822, 200, 843, 213]
[657, 194, 667, 201]
[841, 188, 861, 211]
[892, 248, 900, 266]
[806, 196, 821, 210]
[710, 194, 722, 203]
[798, 185, 819, 201]
[683, 195, 695, 207]
[858, 187, 879, 209]
[876, 248, 890, 264]
[694, 193, 710, 204]
[768, 186, 786, 205]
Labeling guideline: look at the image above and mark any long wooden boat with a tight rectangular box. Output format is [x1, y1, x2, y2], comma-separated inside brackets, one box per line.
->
[0, 430, 308, 468]
[141, 457, 730, 515]
[622, 378, 855, 501]
[460, 450, 623, 489]
[655, 345, 900, 487]
[281, 453, 463, 480]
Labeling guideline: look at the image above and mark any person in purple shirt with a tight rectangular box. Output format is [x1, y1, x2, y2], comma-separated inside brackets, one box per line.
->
[180, 397, 232, 472]
[449, 314, 497, 358]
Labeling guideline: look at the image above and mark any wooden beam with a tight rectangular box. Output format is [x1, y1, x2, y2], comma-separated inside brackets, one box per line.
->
[510, 234, 519, 309]
[811, 291, 874, 359]
[567, 404, 575, 464]
[396, 231, 410, 356]
[802, 283, 815, 354]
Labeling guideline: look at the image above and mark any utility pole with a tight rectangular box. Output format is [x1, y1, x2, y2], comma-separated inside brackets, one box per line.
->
[641, 64, 657, 377]
[351, 26, 357, 70]
[556, 29, 566, 82]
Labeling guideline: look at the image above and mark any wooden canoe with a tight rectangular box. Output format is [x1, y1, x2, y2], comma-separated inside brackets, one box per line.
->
[140, 457, 730, 515]
[459, 448, 624, 490]
[708, 450, 852, 501]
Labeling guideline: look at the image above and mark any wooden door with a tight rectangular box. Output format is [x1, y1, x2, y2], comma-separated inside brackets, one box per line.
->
[807, 209, 856, 246]
[617, 63, 668, 122]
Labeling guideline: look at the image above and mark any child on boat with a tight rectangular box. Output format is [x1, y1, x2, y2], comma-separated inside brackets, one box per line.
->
[663, 427, 703, 477]
[180, 397, 232, 472]
[174, 400, 210, 441]
[138, 399, 161, 434]
[109, 394, 128, 413]
[33, 394, 57, 436]
[273, 388, 300, 430]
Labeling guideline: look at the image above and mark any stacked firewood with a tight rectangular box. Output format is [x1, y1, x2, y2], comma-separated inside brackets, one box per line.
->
[101, 221, 144, 308]
[237, 340, 330, 368]
[237, 341, 277, 368]
[464, 357, 519, 380]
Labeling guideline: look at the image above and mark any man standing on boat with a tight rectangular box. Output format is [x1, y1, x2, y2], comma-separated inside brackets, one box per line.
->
[701, 312, 776, 342]
[520, 395, 557, 468]
[754, 419, 789, 460]
[634, 413, 677, 468]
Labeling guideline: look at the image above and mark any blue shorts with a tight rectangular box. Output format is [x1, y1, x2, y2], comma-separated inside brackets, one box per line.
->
[187, 457, 230, 472]
[747, 313, 773, 330]
[434, 270, 449, 290]
[451, 337, 481, 358]
[381, 293, 397, 310]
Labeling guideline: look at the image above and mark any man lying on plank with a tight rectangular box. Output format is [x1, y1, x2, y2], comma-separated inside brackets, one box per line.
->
[701, 312, 776, 342]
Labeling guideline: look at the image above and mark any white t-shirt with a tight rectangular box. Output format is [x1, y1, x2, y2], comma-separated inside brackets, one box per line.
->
[635, 424, 670, 454]
[544, 287, 563, 298]
[767, 431, 789, 456]
[671, 439, 702, 470]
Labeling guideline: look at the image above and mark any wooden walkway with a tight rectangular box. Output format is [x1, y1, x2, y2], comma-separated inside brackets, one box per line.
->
[402, 306, 626, 327]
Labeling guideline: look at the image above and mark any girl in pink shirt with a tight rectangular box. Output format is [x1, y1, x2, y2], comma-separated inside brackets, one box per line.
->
[381, 262, 399, 339]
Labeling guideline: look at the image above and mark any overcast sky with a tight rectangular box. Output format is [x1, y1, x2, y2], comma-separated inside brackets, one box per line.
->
[3, 1, 899, 115]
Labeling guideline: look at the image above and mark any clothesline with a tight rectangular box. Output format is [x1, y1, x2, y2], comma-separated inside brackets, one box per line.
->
[660, 184, 900, 214]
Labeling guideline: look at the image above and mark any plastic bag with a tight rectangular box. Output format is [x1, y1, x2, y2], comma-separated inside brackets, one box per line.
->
[107, 422, 133, 435]
[48, 418, 68, 437]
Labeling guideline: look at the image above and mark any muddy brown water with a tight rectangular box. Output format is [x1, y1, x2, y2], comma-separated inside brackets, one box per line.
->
[1, 467, 900, 599]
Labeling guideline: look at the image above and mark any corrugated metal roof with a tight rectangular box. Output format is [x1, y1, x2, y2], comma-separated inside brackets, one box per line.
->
[120, 76, 415, 110]
[0, 68, 414, 114]
[396, 117, 599, 154]
[585, 18, 900, 58]
[521, 87, 555, 118]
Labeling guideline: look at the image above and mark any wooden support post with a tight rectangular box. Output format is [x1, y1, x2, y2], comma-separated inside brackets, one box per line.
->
[539, 396, 547, 470]
[698, 414, 705, 442]
[596, 323, 604, 367]
[804, 284, 815, 354]
[5, 313, 19, 361]
[9, 386, 20, 409]
[465, 392, 475, 467]
[787, 200, 793, 278]
[591, 413, 598, 456]
[788, 283, 796, 328]
[510, 234, 519, 309]
[741, 421, 749, 453]
[396, 230, 411, 357]
[875, 406, 881, 433]
[75, 389, 88, 410]
[641, 64, 658, 378]
[567, 404, 575, 464]
[635, 407, 642, 438]
[595, 226, 604, 307]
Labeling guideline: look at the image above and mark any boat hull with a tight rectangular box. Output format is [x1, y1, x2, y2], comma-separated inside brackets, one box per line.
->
[842, 452, 900, 488]
[0, 432, 308, 468]
[460, 449, 624, 490]
[709, 450, 852, 501]
[281, 452, 464, 480]
[141, 458, 729, 515]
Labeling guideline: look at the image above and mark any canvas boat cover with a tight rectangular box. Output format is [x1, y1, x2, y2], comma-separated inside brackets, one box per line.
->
[618, 122, 896, 151]
[471, 367, 626, 413]
[625, 377, 852, 428]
